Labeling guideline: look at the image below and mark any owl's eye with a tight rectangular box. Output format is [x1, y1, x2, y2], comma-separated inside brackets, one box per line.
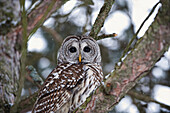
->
[83, 46, 91, 52]
[69, 46, 77, 53]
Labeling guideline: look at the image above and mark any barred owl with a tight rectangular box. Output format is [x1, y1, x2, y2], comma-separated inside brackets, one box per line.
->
[32, 35, 103, 113]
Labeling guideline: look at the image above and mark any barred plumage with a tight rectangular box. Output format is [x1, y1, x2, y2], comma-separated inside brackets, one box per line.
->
[32, 35, 103, 113]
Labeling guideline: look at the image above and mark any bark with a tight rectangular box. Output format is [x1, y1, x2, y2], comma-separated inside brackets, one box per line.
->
[77, 0, 170, 112]
[0, 0, 67, 112]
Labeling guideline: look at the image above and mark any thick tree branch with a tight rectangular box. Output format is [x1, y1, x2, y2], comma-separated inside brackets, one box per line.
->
[77, 0, 170, 112]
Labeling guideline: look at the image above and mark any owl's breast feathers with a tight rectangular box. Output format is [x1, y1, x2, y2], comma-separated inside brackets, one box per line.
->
[32, 63, 103, 113]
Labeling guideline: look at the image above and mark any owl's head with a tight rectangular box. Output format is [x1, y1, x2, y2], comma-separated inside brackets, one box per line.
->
[57, 35, 101, 64]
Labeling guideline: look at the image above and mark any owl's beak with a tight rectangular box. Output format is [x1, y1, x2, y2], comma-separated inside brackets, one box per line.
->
[79, 53, 81, 63]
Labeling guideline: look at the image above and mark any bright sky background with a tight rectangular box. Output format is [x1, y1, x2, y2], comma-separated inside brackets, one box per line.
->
[27, 0, 170, 112]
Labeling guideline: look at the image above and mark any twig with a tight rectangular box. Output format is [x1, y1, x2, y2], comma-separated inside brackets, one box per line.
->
[12, 0, 28, 112]
[121, 1, 161, 58]
[103, 1, 161, 82]
[26, 65, 44, 88]
[28, 0, 56, 39]
[41, 26, 63, 44]
[17, 92, 38, 113]
[128, 90, 170, 110]
[97, 33, 118, 40]
[89, 0, 115, 39]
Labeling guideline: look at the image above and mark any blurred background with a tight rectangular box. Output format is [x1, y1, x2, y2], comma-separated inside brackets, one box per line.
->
[1, 0, 169, 112]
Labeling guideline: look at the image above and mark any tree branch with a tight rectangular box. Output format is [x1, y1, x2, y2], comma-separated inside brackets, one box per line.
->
[77, 1, 170, 112]
[16, 92, 38, 113]
[26, 65, 44, 88]
[122, 1, 161, 58]
[28, 0, 57, 39]
[89, 0, 115, 38]
[12, 0, 28, 112]
[128, 90, 170, 111]
[97, 33, 117, 40]
[41, 26, 63, 44]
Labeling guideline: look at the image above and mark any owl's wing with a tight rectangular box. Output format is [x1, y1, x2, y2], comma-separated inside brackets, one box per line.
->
[32, 63, 85, 113]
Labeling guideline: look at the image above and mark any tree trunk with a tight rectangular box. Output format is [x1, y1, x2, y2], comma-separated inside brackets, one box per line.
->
[0, 0, 67, 112]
